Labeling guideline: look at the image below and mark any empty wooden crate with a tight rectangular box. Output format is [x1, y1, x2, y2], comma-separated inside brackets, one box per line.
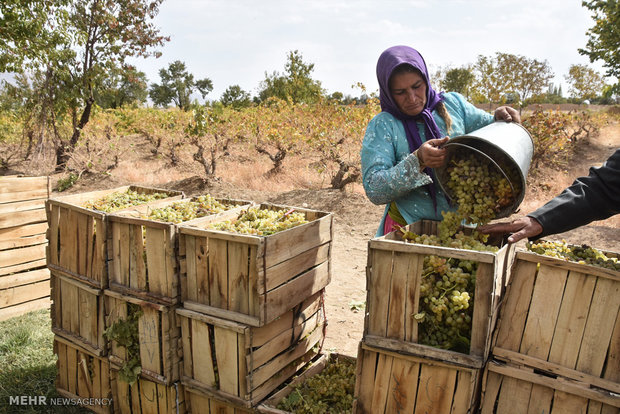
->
[177, 290, 326, 408]
[104, 290, 181, 385]
[47, 185, 183, 289]
[364, 220, 513, 366]
[178, 203, 333, 326]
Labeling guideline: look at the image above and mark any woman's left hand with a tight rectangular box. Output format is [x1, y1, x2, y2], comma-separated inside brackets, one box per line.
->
[494, 106, 521, 123]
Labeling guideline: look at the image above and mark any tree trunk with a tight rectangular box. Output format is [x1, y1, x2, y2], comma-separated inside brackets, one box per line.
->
[55, 98, 94, 171]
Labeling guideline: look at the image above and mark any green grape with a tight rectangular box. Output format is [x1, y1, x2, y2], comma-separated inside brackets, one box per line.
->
[147, 194, 230, 223]
[208, 207, 308, 235]
[84, 189, 170, 212]
[276, 357, 356, 414]
[527, 240, 620, 271]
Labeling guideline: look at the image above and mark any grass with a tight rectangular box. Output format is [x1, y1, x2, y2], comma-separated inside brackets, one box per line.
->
[0, 309, 90, 413]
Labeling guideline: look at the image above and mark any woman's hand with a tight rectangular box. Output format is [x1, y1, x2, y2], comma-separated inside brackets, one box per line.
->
[478, 216, 543, 243]
[417, 137, 450, 168]
[494, 106, 521, 123]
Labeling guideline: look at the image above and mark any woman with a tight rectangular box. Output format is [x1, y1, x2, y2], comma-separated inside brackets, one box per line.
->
[361, 45, 520, 236]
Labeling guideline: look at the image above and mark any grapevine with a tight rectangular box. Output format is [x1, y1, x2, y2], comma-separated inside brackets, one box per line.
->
[527, 240, 620, 271]
[104, 303, 143, 385]
[276, 356, 356, 414]
[147, 194, 231, 223]
[208, 207, 308, 235]
[84, 189, 170, 212]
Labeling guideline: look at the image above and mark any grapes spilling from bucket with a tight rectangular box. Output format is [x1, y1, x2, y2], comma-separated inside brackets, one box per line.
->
[208, 206, 308, 235]
[527, 240, 620, 271]
[398, 150, 518, 353]
[84, 189, 170, 212]
[147, 194, 230, 223]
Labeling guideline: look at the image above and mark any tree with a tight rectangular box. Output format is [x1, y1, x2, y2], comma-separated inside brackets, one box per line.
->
[94, 64, 148, 109]
[497, 53, 554, 106]
[565, 64, 607, 101]
[471, 55, 505, 108]
[149, 60, 213, 110]
[579, 0, 620, 94]
[0, 0, 169, 170]
[258, 50, 324, 104]
[443, 67, 475, 98]
[220, 85, 251, 109]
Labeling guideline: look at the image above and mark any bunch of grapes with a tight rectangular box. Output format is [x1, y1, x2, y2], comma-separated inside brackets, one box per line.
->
[527, 240, 620, 271]
[399, 227, 499, 352]
[84, 189, 170, 212]
[147, 194, 230, 223]
[276, 357, 356, 414]
[208, 207, 308, 236]
[439, 151, 516, 239]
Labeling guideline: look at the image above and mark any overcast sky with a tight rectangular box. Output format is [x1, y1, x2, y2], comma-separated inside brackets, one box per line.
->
[127, 0, 609, 100]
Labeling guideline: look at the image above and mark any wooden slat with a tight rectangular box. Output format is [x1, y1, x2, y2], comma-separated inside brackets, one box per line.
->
[0, 198, 45, 214]
[386, 251, 412, 340]
[516, 250, 620, 282]
[0, 233, 47, 251]
[0, 221, 47, 240]
[263, 260, 330, 324]
[366, 248, 393, 338]
[195, 236, 210, 305]
[208, 238, 228, 310]
[0, 244, 47, 268]
[0, 279, 49, 308]
[451, 370, 475, 414]
[139, 306, 162, 377]
[0, 258, 46, 276]
[228, 241, 249, 315]
[414, 363, 457, 414]
[263, 242, 329, 293]
[369, 238, 497, 264]
[0, 175, 49, 193]
[385, 355, 420, 414]
[471, 262, 494, 357]
[576, 276, 620, 377]
[215, 326, 240, 396]
[192, 318, 216, 387]
[370, 352, 392, 413]
[0, 187, 48, 204]
[182, 301, 261, 327]
[0, 208, 47, 230]
[0, 296, 50, 321]
[0, 267, 49, 290]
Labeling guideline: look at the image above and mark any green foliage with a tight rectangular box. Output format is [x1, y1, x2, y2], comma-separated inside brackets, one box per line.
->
[220, 85, 252, 110]
[104, 303, 143, 385]
[579, 0, 620, 94]
[522, 108, 574, 169]
[258, 50, 324, 104]
[443, 67, 475, 98]
[149, 60, 213, 110]
[56, 172, 79, 191]
[94, 64, 149, 109]
[565, 63, 607, 101]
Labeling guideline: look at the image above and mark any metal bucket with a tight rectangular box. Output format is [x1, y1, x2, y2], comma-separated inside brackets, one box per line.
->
[435, 121, 534, 218]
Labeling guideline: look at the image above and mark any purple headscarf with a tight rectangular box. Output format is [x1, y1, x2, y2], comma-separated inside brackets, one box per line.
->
[376, 45, 445, 209]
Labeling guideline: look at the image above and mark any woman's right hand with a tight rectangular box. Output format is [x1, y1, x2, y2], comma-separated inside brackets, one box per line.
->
[417, 137, 450, 168]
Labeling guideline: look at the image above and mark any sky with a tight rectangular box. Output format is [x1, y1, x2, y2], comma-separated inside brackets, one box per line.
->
[128, 0, 609, 101]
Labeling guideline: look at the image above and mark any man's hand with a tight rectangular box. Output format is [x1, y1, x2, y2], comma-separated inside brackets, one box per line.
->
[417, 136, 450, 168]
[494, 106, 521, 124]
[478, 216, 543, 243]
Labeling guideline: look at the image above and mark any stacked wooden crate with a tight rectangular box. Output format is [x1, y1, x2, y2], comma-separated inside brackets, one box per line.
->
[47, 185, 183, 413]
[0, 175, 51, 321]
[354, 220, 514, 414]
[479, 247, 620, 413]
[175, 203, 333, 412]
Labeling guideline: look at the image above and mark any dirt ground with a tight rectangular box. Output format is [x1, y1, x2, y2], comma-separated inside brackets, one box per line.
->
[45, 121, 620, 358]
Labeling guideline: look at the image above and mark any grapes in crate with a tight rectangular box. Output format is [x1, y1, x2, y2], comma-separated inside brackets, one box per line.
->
[84, 189, 170, 212]
[208, 206, 308, 235]
[147, 194, 229, 223]
[527, 240, 620, 271]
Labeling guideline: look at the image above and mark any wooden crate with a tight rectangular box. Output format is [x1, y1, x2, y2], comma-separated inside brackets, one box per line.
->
[177, 290, 326, 408]
[104, 290, 181, 385]
[479, 358, 620, 413]
[0, 175, 50, 321]
[492, 248, 619, 381]
[184, 387, 253, 414]
[353, 341, 482, 414]
[364, 220, 513, 365]
[46, 185, 183, 289]
[110, 364, 186, 414]
[107, 196, 250, 305]
[256, 353, 356, 414]
[51, 270, 106, 356]
[178, 202, 333, 327]
[54, 335, 113, 414]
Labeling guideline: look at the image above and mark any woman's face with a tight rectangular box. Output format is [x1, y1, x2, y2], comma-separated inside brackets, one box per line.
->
[389, 71, 427, 117]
